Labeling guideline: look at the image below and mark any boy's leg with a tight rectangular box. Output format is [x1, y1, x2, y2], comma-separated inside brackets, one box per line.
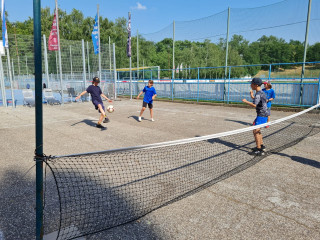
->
[150, 108, 153, 119]
[139, 107, 146, 117]
[253, 129, 262, 149]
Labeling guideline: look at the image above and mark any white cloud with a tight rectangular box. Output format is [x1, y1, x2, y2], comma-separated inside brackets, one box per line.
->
[132, 2, 147, 10]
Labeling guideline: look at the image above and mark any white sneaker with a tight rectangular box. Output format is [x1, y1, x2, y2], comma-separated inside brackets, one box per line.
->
[138, 116, 141, 122]
[151, 118, 155, 122]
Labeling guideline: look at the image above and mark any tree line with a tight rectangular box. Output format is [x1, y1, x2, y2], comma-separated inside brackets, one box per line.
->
[3, 8, 320, 78]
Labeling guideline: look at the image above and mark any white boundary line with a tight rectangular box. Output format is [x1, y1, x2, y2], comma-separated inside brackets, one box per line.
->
[55, 104, 320, 158]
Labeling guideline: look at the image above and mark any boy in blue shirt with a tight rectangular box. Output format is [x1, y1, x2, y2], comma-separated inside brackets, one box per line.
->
[262, 81, 275, 126]
[136, 80, 157, 122]
[242, 78, 268, 156]
[75, 77, 112, 128]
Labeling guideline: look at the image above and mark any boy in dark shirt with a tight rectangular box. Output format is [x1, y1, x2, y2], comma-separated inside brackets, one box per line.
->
[242, 78, 268, 156]
[76, 77, 112, 128]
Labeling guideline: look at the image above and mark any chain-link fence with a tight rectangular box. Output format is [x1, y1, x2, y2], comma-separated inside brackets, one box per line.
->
[0, 34, 115, 106]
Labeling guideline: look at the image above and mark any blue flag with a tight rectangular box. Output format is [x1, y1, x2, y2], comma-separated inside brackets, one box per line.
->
[1, 0, 8, 48]
[127, 12, 131, 57]
[91, 14, 99, 54]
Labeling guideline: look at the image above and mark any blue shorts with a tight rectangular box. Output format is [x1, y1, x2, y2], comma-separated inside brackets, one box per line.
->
[253, 116, 268, 126]
[93, 100, 105, 111]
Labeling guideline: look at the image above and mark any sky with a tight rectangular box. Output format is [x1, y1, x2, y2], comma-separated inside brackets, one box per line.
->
[5, 0, 284, 35]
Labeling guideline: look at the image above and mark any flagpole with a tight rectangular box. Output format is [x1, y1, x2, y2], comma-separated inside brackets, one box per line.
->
[55, 0, 64, 104]
[97, 4, 102, 81]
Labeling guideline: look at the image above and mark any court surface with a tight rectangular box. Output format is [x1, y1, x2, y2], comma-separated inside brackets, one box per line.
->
[0, 99, 319, 240]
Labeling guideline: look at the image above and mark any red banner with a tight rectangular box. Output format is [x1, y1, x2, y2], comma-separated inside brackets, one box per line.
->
[48, 12, 59, 51]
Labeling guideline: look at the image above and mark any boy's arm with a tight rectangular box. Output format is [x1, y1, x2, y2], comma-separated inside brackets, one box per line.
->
[75, 90, 87, 100]
[242, 98, 256, 108]
[152, 94, 157, 100]
[101, 93, 112, 102]
[136, 91, 143, 99]
[250, 90, 255, 99]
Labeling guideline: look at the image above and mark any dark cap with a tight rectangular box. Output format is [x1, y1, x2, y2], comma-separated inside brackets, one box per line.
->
[251, 78, 262, 86]
[93, 77, 100, 83]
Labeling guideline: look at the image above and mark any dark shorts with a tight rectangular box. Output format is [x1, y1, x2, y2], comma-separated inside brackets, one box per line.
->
[253, 116, 268, 126]
[93, 100, 105, 111]
[267, 107, 271, 116]
[142, 101, 153, 109]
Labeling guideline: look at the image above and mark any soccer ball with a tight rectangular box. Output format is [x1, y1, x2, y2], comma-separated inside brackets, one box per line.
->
[107, 105, 114, 113]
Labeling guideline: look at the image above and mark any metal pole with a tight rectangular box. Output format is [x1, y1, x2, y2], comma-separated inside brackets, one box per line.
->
[69, 45, 73, 77]
[172, 20, 175, 80]
[6, 48, 15, 108]
[227, 66, 231, 104]
[86, 41, 91, 80]
[55, 0, 64, 104]
[113, 43, 117, 100]
[33, 1, 44, 239]
[197, 67, 200, 102]
[268, 64, 271, 81]
[300, 0, 312, 105]
[109, 36, 112, 78]
[137, 30, 139, 80]
[143, 59, 144, 80]
[317, 73, 320, 105]
[14, 29, 21, 75]
[26, 56, 29, 75]
[224, 7, 230, 101]
[43, 35, 50, 88]
[82, 39, 86, 95]
[130, 56, 132, 99]
[0, 56, 7, 107]
[97, 4, 102, 81]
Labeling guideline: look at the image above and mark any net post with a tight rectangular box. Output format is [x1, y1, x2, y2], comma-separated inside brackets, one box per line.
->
[172, 20, 175, 80]
[33, 0, 44, 239]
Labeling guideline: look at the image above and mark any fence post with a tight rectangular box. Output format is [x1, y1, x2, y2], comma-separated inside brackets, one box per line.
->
[197, 67, 200, 102]
[6, 48, 15, 108]
[317, 74, 320, 105]
[0, 56, 7, 107]
[81, 40, 86, 97]
[43, 35, 50, 88]
[268, 64, 271, 81]
[113, 43, 117, 100]
[227, 67, 231, 104]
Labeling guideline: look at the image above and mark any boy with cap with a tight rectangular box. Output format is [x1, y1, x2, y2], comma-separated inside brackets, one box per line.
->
[76, 77, 112, 128]
[242, 78, 268, 156]
[137, 80, 157, 122]
[262, 81, 275, 125]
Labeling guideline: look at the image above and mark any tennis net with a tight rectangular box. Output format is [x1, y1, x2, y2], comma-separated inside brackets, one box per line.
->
[45, 103, 320, 240]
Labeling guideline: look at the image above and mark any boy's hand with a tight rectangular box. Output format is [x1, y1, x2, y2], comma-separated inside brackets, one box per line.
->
[108, 99, 112, 103]
[136, 96, 140, 99]
[242, 98, 248, 103]
[75, 96, 80, 101]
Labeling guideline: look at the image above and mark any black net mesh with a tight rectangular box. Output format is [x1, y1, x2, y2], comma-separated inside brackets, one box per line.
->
[45, 104, 320, 240]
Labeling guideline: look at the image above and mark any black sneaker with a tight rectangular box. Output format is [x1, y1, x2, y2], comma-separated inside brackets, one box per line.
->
[252, 145, 266, 152]
[96, 123, 104, 128]
[103, 117, 110, 123]
[251, 148, 265, 156]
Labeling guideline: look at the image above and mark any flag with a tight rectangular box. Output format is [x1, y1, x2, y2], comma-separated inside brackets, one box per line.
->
[126, 12, 131, 57]
[1, 0, 8, 48]
[91, 14, 99, 54]
[48, 12, 59, 51]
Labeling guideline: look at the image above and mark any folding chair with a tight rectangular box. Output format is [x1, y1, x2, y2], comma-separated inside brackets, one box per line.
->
[43, 88, 61, 105]
[22, 89, 35, 107]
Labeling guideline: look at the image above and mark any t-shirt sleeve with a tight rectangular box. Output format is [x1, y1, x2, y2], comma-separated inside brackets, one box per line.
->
[153, 88, 157, 95]
[271, 89, 275, 99]
[143, 86, 146, 93]
[254, 94, 261, 106]
[99, 87, 102, 95]
[86, 86, 91, 93]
